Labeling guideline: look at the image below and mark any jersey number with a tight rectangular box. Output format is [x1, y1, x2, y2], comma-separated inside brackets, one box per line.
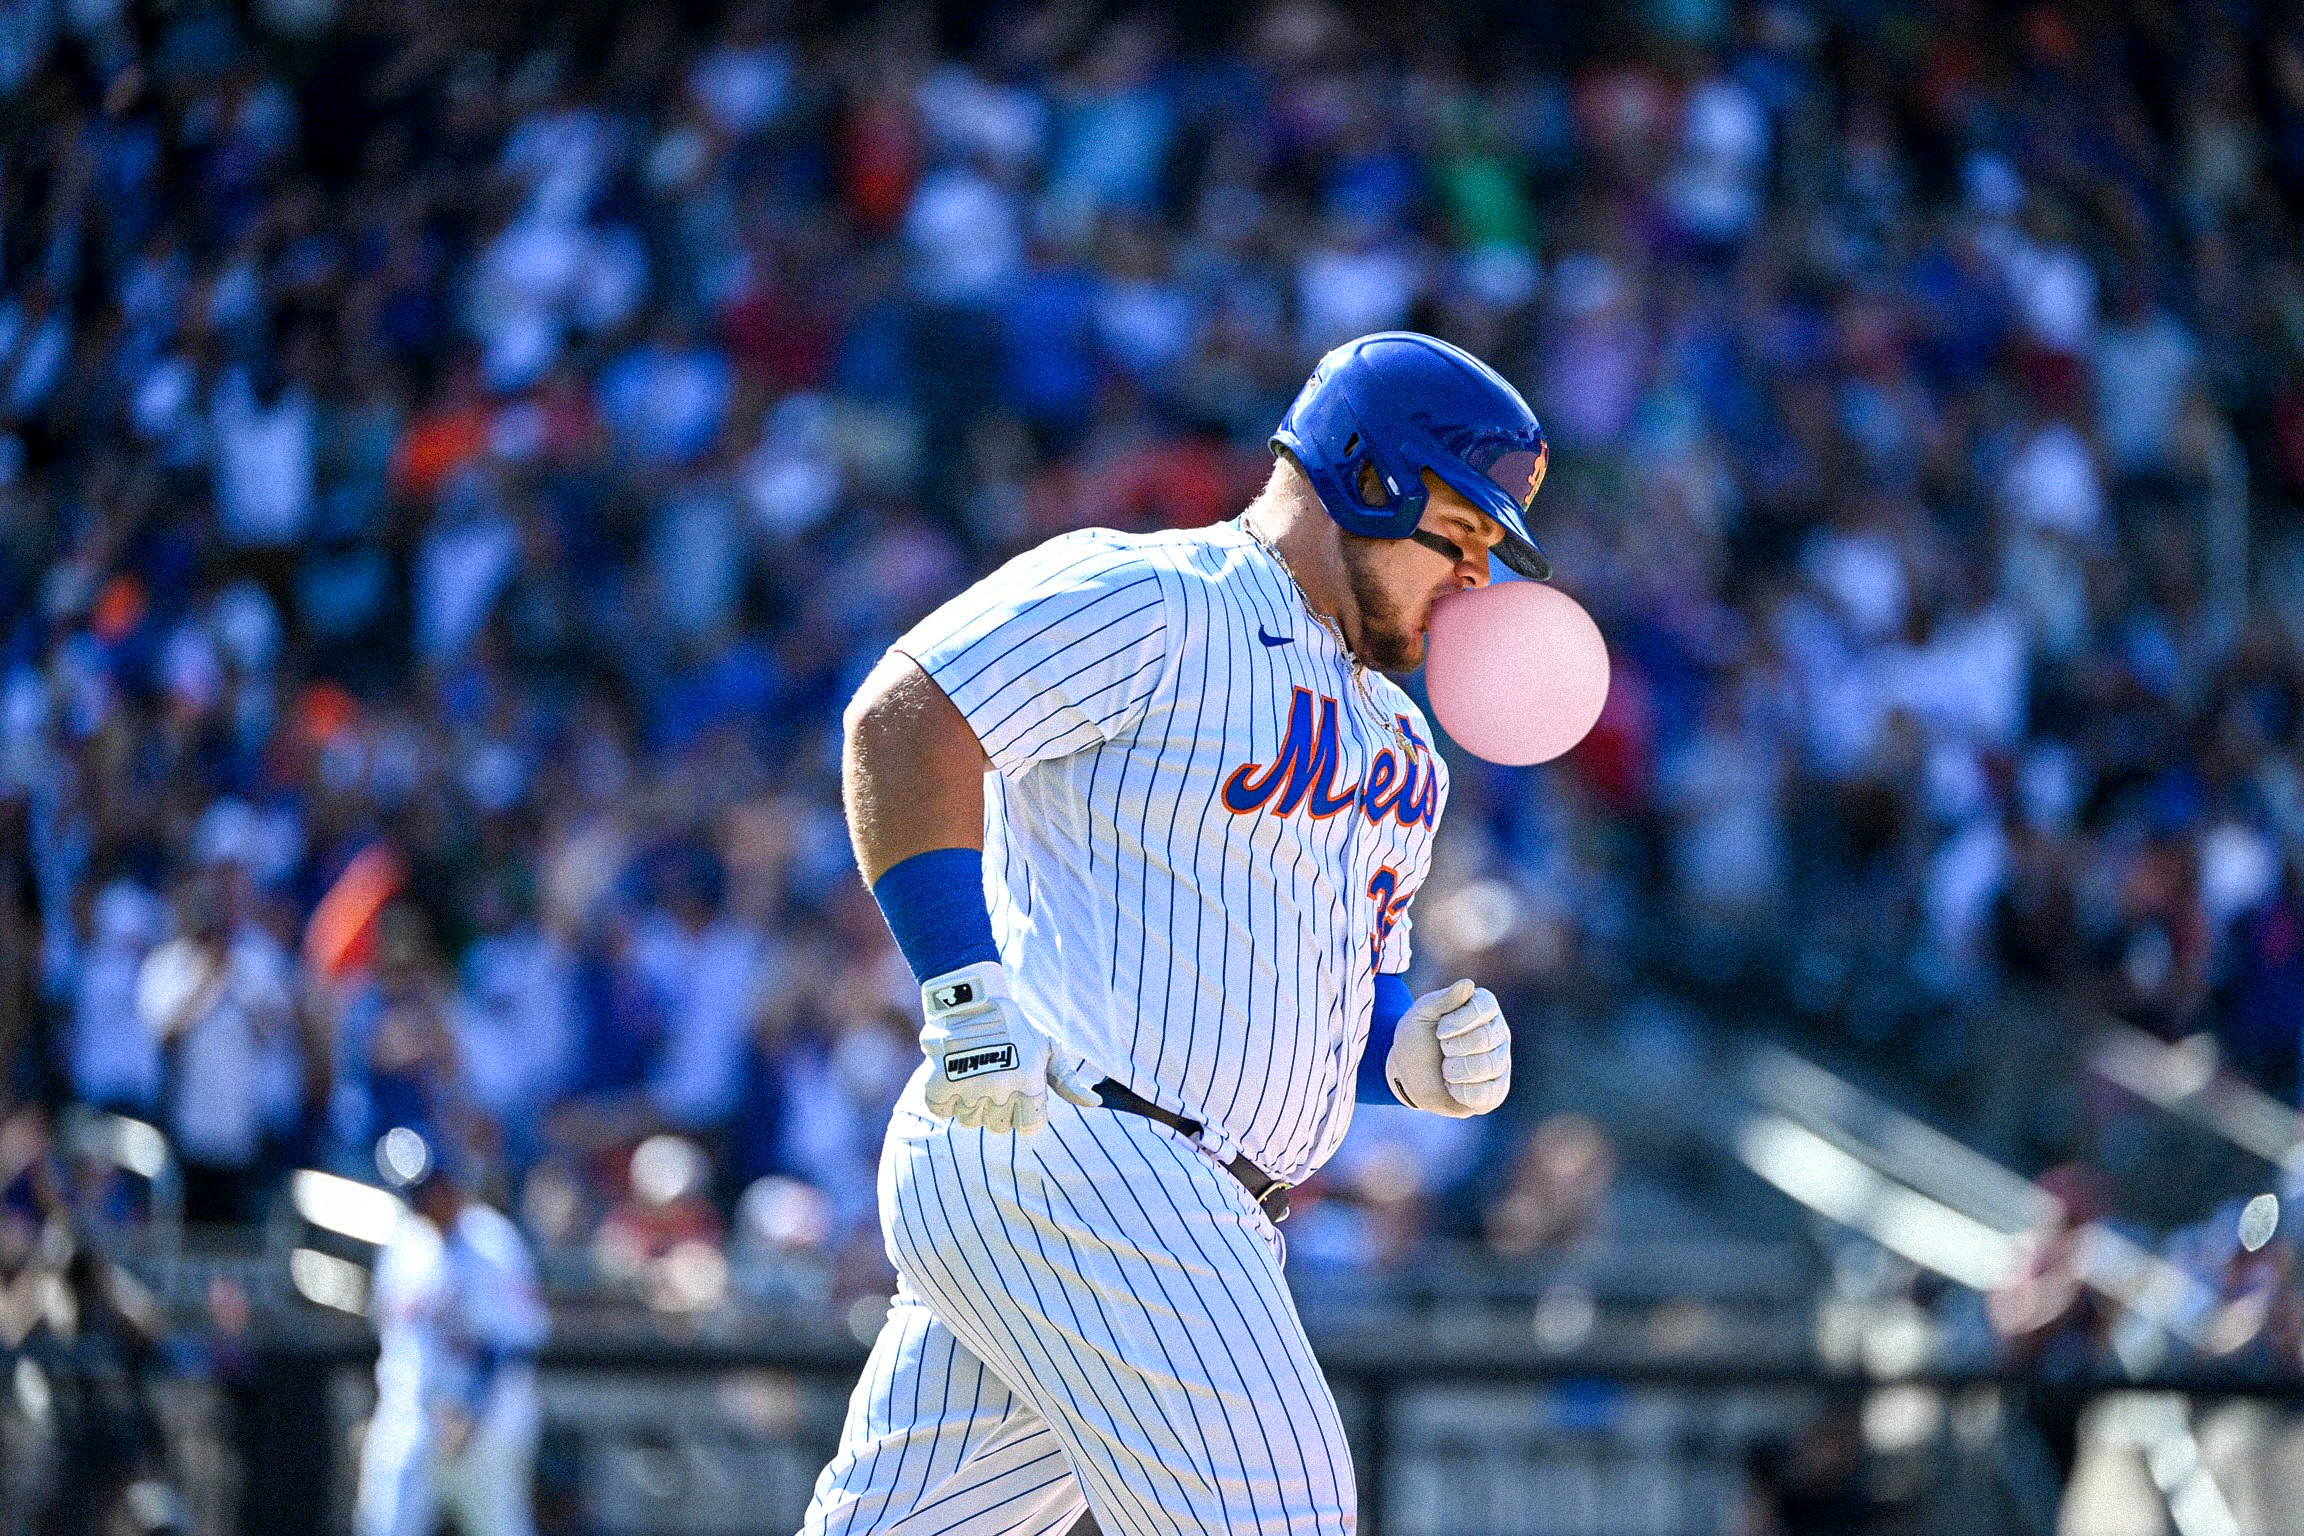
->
[1367, 866, 1413, 963]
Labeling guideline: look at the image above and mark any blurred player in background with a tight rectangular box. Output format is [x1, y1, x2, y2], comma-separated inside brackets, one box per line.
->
[132, 871, 297, 1227]
[356, 1128, 548, 1536]
[800, 333, 1547, 1534]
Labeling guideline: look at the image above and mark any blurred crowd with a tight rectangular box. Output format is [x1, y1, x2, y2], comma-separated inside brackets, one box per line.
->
[0, 0, 2302, 1330]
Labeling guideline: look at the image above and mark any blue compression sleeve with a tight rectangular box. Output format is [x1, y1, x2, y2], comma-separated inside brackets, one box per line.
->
[1359, 972, 1415, 1103]
[871, 847, 1001, 983]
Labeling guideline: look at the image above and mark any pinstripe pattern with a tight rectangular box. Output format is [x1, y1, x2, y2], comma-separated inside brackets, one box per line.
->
[811, 520, 1447, 1533]
[891, 522, 1445, 1183]
[799, 1288, 1088, 1536]
[799, 1076, 1357, 1535]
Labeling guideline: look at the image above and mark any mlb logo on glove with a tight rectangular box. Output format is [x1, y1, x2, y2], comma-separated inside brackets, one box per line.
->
[929, 980, 980, 1010]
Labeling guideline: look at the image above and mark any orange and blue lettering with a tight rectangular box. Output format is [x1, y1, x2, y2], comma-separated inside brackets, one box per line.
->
[1223, 694, 1437, 827]
[1367, 865, 1413, 957]
[1222, 688, 1361, 817]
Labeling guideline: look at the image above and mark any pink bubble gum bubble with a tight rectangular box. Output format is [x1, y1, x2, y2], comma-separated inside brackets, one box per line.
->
[1424, 580, 1610, 765]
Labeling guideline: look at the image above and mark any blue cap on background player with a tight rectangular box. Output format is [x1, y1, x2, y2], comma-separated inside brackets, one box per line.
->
[1271, 331, 1553, 582]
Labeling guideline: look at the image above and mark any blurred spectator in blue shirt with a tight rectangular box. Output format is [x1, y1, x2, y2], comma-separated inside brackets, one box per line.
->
[597, 319, 734, 469]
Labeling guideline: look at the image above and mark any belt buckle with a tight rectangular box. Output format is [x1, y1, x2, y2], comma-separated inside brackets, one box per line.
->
[1258, 1182, 1293, 1225]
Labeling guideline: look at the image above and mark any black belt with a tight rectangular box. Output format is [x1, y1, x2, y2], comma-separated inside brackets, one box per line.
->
[1093, 1079, 1292, 1224]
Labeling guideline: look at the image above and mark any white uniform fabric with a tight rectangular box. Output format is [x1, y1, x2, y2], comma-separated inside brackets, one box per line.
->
[805, 521, 1450, 1535]
[895, 521, 1444, 1183]
[802, 1080, 1355, 1536]
[357, 1203, 549, 1536]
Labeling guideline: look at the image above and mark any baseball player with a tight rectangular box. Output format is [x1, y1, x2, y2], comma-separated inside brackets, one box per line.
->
[356, 1129, 549, 1536]
[800, 333, 1548, 1535]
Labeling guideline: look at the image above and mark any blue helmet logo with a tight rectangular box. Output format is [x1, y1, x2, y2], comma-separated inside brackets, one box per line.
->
[1271, 332, 1552, 581]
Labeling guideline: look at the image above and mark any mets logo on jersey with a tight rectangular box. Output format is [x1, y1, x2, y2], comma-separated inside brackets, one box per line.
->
[1220, 687, 1437, 827]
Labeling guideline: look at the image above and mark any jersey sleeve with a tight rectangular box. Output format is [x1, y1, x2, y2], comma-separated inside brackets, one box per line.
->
[1378, 882, 1422, 977]
[1378, 727, 1448, 976]
[893, 532, 1177, 773]
[1381, 904, 1415, 976]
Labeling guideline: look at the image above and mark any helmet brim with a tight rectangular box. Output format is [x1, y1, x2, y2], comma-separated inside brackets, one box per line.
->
[1423, 456, 1553, 582]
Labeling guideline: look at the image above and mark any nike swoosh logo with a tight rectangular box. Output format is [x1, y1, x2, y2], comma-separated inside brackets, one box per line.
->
[1258, 626, 1294, 647]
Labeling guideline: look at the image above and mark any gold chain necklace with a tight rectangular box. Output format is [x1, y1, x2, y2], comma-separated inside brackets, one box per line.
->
[1241, 520, 1413, 756]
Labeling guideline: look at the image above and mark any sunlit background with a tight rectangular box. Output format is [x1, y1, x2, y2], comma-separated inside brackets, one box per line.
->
[4, 0, 2304, 1532]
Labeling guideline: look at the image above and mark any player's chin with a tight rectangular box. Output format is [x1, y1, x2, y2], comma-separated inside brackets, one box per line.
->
[1370, 627, 1427, 676]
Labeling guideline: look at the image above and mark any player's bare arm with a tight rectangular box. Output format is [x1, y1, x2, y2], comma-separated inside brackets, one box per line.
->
[842, 651, 1095, 1134]
[840, 651, 989, 884]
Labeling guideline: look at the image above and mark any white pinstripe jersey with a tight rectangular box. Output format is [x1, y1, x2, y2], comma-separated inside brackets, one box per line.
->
[893, 520, 1447, 1183]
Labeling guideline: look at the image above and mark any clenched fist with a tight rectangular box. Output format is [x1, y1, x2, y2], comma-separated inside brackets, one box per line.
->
[1385, 979, 1511, 1116]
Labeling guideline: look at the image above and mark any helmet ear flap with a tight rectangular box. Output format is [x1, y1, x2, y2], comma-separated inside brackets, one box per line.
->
[1354, 459, 1388, 509]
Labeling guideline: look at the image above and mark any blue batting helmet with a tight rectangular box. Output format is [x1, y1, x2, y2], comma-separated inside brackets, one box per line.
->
[1271, 332, 1552, 581]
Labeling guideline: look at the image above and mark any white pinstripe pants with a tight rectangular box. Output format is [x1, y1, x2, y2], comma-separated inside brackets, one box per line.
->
[798, 1067, 1357, 1536]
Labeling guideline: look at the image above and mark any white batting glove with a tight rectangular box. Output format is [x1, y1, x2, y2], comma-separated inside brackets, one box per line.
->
[1385, 979, 1511, 1117]
[919, 962, 1100, 1133]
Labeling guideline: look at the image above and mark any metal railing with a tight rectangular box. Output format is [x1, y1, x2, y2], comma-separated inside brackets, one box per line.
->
[205, 1307, 2304, 1536]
